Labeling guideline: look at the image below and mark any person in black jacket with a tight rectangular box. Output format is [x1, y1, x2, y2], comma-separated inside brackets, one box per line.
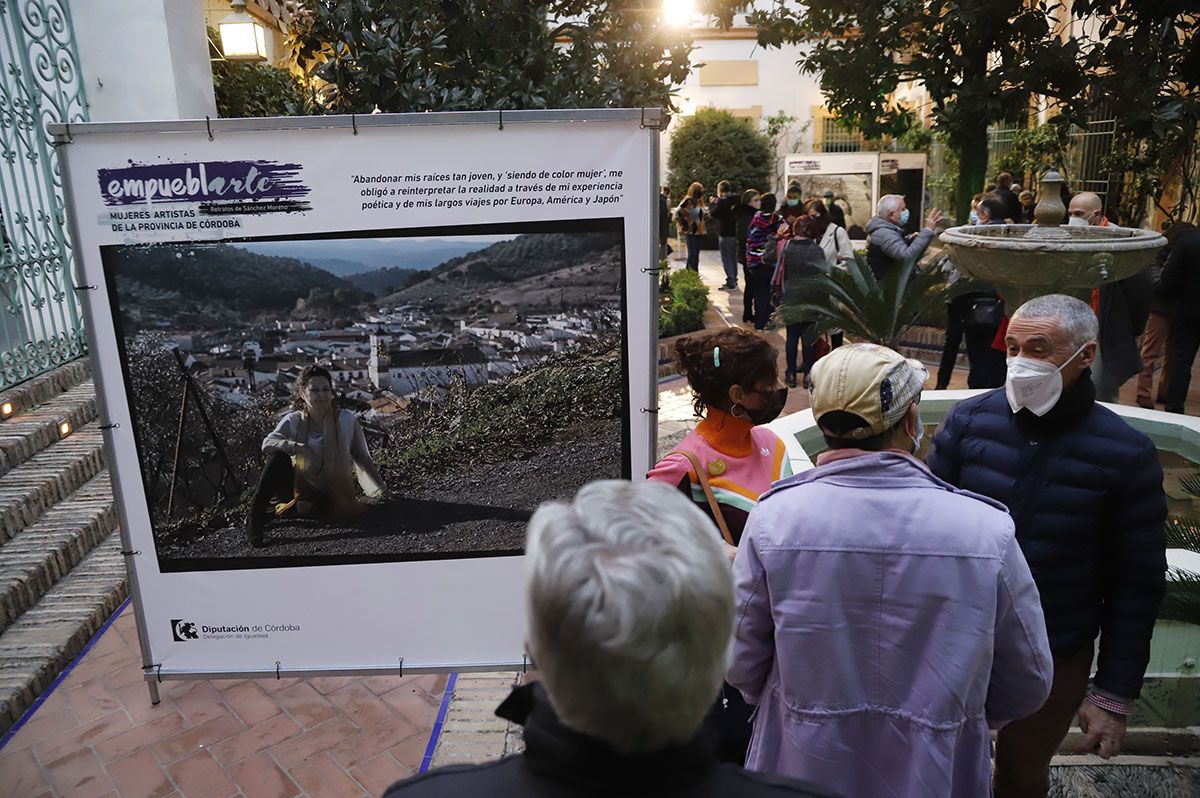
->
[935, 196, 1007, 389]
[383, 481, 836, 798]
[736, 189, 761, 323]
[658, 186, 672, 259]
[821, 189, 846, 230]
[1160, 228, 1200, 413]
[928, 294, 1167, 798]
[993, 172, 1023, 222]
[710, 180, 740, 289]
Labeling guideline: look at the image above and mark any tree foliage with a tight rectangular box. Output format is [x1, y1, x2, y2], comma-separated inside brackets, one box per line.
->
[666, 108, 773, 200]
[712, 1, 1197, 224]
[209, 27, 308, 118]
[287, 1, 694, 113]
[212, 60, 308, 118]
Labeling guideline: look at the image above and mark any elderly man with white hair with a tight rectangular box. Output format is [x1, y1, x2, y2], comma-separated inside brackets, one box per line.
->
[384, 480, 835, 798]
[864, 193, 942, 280]
[929, 293, 1167, 797]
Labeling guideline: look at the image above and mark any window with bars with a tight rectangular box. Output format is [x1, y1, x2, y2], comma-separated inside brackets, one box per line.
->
[817, 117, 865, 152]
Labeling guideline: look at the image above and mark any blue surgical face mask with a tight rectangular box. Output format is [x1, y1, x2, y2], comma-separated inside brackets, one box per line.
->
[899, 208, 911, 226]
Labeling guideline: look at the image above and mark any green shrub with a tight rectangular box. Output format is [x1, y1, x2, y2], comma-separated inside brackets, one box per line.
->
[666, 109, 773, 202]
[212, 38, 307, 118]
[659, 268, 708, 338]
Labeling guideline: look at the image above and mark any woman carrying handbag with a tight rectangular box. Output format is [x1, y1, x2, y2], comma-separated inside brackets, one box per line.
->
[647, 327, 791, 765]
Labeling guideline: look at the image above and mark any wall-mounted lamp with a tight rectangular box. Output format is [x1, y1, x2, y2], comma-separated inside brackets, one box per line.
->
[58, 420, 72, 438]
[1, 401, 13, 419]
[219, 0, 268, 62]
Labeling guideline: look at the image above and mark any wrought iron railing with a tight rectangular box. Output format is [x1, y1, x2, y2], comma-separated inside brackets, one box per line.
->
[986, 107, 1120, 209]
[0, 0, 88, 390]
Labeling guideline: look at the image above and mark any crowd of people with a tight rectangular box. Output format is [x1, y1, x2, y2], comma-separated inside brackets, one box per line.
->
[386, 293, 1167, 797]
[377, 176, 1193, 797]
[661, 171, 1200, 413]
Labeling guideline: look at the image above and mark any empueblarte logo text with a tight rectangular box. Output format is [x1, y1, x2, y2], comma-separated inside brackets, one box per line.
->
[97, 160, 311, 214]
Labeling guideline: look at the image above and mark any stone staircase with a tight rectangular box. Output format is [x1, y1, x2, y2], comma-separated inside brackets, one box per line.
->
[0, 361, 125, 734]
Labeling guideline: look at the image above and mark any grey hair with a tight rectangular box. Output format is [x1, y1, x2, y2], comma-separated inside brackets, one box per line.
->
[1011, 294, 1099, 350]
[524, 479, 734, 753]
[877, 193, 905, 216]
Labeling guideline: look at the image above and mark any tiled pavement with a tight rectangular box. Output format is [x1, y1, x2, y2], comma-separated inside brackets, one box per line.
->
[0, 601, 449, 797]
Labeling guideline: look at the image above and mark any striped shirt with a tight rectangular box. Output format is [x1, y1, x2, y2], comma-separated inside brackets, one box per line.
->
[647, 407, 791, 545]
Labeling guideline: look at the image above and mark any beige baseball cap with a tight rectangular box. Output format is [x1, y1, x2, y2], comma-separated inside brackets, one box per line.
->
[810, 343, 927, 439]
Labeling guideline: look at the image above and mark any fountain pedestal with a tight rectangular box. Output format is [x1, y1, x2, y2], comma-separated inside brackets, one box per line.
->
[939, 171, 1165, 310]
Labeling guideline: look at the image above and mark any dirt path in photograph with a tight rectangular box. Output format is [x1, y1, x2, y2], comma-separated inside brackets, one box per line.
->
[154, 418, 623, 567]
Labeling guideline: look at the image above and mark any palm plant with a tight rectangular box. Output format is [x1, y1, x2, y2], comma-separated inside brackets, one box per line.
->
[786, 251, 971, 348]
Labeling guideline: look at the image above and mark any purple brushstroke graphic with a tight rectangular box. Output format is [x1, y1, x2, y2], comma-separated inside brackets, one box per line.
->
[98, 160, 310, 207]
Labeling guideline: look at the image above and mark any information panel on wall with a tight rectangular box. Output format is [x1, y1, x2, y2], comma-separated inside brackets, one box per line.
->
[52, 110, 659, 678]
[785, 152, 881, 240]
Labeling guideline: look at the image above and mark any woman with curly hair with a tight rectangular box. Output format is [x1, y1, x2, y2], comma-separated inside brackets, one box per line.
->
[647, 327, 791, 766]
[247, 365, 386, 547]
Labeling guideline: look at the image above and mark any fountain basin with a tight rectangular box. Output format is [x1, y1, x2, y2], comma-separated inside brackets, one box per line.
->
[939, 223, 1166, 301]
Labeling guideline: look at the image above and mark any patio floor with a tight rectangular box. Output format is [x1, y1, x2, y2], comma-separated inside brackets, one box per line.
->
[0, 601, 448, 797]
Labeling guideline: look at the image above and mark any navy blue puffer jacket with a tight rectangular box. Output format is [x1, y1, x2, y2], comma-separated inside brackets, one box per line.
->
[928, 376, 1166, 700]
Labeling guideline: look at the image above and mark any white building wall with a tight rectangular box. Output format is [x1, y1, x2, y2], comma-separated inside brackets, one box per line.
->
[72, 0, 216, 122]
[661, 25, 825, 192]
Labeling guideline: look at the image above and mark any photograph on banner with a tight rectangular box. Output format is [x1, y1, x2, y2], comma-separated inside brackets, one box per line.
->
[103, 219, 628, 572]
[790, 173, 873, 239]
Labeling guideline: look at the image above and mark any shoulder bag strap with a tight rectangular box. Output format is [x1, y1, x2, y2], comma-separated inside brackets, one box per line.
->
[669, 450, 736, 546]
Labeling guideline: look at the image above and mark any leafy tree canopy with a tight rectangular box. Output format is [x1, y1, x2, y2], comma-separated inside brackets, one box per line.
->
[666, 108, 773, 200]
[711, 1, 1198, 223]
[288, 1, 694, 113]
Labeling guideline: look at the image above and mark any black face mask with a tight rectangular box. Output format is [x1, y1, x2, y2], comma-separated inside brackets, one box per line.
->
[745, 387, 788, 425]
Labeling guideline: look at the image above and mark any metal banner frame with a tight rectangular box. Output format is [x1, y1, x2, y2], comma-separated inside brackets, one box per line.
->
[50, 108, 665, 701]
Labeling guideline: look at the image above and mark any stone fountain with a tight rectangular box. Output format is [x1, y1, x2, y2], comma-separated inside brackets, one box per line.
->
[939, 170, 1166, 308]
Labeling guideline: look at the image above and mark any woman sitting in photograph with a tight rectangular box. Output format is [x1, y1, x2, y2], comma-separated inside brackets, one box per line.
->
[247, 365, 387, 547]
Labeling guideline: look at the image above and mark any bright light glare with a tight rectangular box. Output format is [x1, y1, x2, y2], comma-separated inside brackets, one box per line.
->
[663, 0, 696, 26]
[219, 18, 267, 61]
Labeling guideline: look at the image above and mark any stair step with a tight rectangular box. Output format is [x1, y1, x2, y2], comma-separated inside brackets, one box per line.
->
[0, 360, 90, 418]
[0, 532, 127, 734]
[0, 470, 117, 634]
[0, 422, 105, 545]
[0, 379, 97, 479]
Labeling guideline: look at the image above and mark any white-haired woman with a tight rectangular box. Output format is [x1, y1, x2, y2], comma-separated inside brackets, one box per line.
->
[381, 480, 832, 797]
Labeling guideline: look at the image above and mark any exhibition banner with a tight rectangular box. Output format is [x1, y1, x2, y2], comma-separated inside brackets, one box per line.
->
[53, 110, 659, 676]
[785, 153, 881, 240]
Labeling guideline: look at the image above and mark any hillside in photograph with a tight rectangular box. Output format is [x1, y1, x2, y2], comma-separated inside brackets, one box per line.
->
[381, 232, 622, 312]
[104, 243, 362, 332]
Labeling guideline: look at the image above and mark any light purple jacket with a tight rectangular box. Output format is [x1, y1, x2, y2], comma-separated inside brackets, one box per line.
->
[729, 451, 1053, 798]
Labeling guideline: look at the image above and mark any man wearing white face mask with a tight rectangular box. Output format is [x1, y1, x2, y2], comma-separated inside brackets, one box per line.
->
[928, 294, 1167, 798]
[730, 343, 1052, 798]
[864, 194, 942, 281]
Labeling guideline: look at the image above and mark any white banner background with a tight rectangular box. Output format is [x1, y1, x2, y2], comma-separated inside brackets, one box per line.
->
[55, 111, 658, 676]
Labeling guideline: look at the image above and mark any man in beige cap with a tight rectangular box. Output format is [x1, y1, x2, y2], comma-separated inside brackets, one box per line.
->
[727, 343, 1052, 798]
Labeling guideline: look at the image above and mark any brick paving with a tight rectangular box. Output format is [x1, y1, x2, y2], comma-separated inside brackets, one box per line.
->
[0, 602, 449, 797]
